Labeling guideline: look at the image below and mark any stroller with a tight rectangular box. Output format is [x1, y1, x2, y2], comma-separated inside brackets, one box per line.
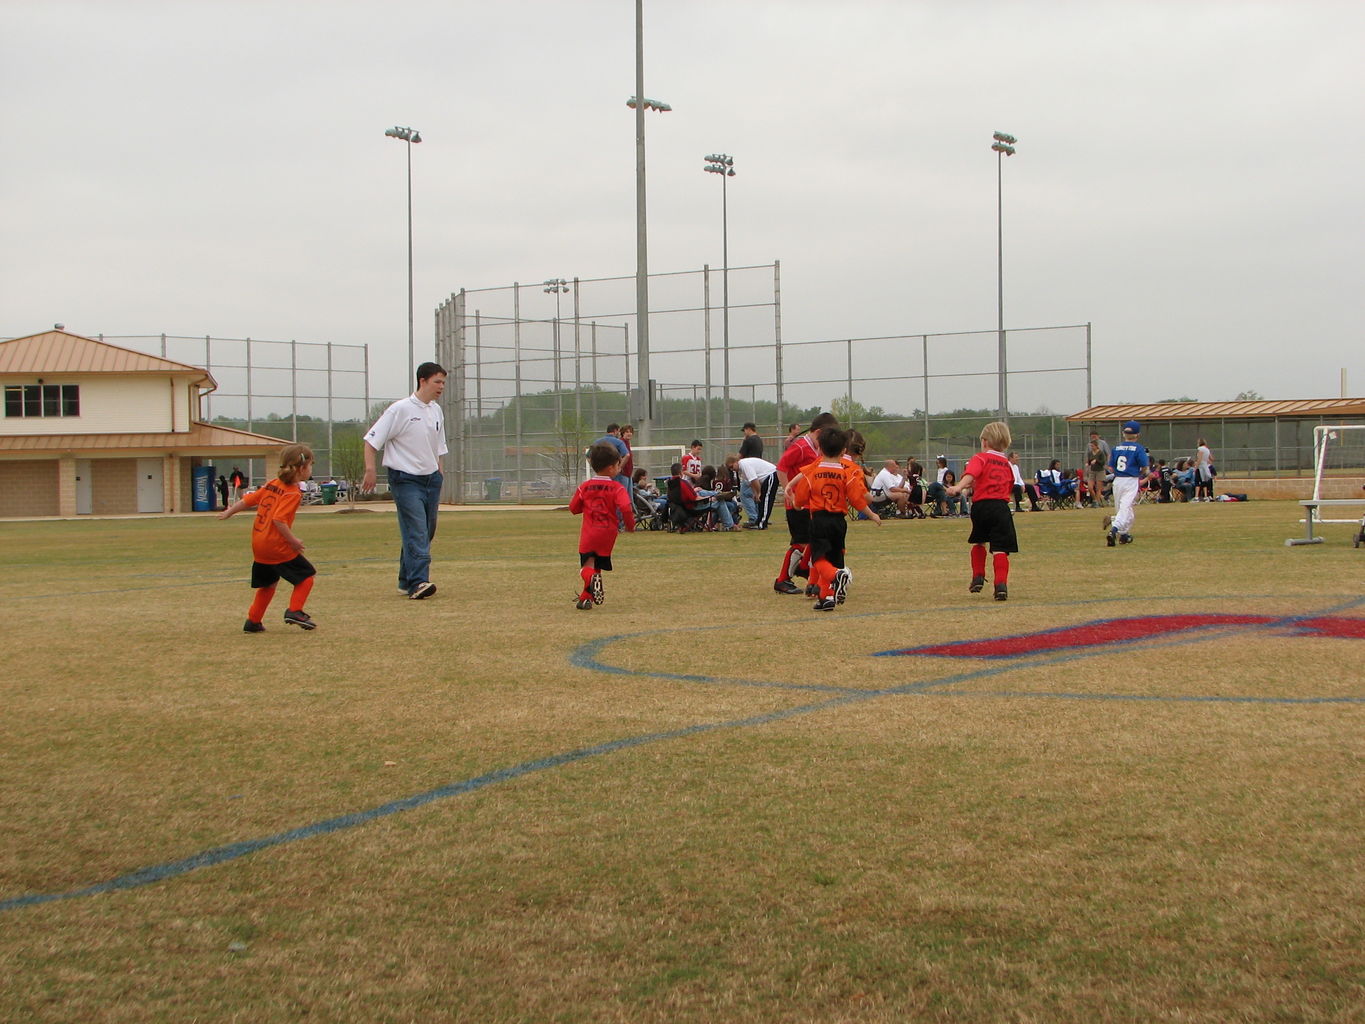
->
[631, 486, 666, 531]
[1035, 470, 1079, 510]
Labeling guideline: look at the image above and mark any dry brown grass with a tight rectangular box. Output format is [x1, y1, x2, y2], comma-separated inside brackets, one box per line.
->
[1, 500, 1361, 1022]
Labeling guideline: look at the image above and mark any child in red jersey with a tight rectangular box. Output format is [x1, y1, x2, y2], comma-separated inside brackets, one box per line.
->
[772, 411, 839, 595]
[793, 427, 881, 611]
[218, 444, 318, 632]
[946, 421, 1017, 601]
[569, 442, 635, 609]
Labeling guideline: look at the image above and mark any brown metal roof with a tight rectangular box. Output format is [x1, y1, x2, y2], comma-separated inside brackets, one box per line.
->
[0, 330, 216, 389]
[0, 421, 289, 455]
[1068, 398, 1365, 423]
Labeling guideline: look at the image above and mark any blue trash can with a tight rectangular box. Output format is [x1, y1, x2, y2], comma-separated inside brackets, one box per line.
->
[192, 466, 214, 511]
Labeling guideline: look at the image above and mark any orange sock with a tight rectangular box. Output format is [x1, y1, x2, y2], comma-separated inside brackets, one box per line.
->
[288, 575, 314, 612]
[248, 585, 276, 622]
[812, 559, 834, 597]
[993, 552, 1010, 585]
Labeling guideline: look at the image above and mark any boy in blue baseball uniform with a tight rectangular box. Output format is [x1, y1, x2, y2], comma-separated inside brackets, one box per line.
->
[1103, 420, 1150, 546]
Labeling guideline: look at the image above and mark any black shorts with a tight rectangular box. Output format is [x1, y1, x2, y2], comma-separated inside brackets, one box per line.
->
[580, 551, 614, 572]
[251, 555, 316, 589]
[808, 510, 848, 570]
[785, 506, 811, 545]
[966, 498, 1018, 553]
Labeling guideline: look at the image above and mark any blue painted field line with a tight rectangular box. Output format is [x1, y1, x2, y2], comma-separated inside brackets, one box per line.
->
[3, 595, 1361, 913]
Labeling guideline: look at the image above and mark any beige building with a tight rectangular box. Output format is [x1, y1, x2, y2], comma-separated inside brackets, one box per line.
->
[0, 329, 288, 517]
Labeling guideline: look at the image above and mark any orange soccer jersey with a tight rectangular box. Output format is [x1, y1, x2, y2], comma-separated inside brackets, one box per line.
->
[798, 458, 873, 515]
[242, 478, 303, 564]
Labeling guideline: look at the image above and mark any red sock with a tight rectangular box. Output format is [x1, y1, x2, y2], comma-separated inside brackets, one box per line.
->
[247, 585, 276, 622]
[993, 552, 1010, 585]
[797, 545, 812, 575]
[971, 544, 987, 577]
[579, 565, 596, 595]
[778, 545, 802, 583]
[288, 575, 314, 612]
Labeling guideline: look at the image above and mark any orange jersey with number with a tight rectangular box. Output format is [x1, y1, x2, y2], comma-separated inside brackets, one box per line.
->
[242, 478, 302, 564]
[798, 458, 872, 514]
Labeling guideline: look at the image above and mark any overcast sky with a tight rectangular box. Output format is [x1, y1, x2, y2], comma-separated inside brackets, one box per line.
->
[3, 0, 1362, 413]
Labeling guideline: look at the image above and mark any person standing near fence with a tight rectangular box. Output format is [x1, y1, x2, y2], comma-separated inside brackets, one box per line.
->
[740, 422, 764, 460]
[1104, 420, 1149, 547]
[1194, 437, 1215, 501]
[361, 362, 447, 600]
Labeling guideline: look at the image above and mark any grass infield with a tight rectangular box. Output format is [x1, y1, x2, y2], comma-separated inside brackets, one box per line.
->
[1, 500, 1361, 1022]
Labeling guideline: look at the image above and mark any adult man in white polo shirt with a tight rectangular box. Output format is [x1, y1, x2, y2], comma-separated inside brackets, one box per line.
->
[362, 362, 448, 599]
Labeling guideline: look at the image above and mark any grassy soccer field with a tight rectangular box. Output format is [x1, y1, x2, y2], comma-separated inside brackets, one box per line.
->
[1, 501, 1361, 1023]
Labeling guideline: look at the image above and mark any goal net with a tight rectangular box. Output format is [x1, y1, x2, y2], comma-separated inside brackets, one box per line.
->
[1308, 425, 1365, 521]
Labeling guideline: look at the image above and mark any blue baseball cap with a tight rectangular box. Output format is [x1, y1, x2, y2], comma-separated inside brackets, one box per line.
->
[1123, 420, 1141, 434]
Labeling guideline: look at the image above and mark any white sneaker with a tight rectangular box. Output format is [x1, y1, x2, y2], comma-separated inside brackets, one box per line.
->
[833, 568, 852, 605]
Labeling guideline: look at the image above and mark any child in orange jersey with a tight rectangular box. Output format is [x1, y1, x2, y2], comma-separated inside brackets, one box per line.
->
[218, 444, 318, 632]
[946, 421, 1017, 602]
[569, 442, 635, 609]
[794, 427, 881, 611]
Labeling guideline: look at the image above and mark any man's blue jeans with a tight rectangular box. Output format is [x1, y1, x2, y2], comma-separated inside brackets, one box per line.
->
[739, 484, 758, 524]
[388, 468, 443, 592]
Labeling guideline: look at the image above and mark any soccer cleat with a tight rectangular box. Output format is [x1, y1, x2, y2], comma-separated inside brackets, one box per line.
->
[994, 583, 1008, 601]
[243, 619, 265, 633]
[1102, 515, 1112, 532]
[1119, 533, 1134, 544]
[773, 580, 802, 595]
[833, 568, 852, 605]
[575, 595, 593, 610]
[590, 572, 605, 605]
[409, 581, 437, 600]
[1106, 530, 1117, 547]
[805, 583, 819, 597]
[969, 575, 986, 593]
[397, 587, 411, 596]
[283, 609, 316, 630]
[813, 597, 837, 612]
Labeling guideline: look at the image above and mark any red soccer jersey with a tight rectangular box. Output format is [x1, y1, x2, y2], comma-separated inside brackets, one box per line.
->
[242, 478, 302, 564]
[962, 450, 1014, 502]
[569, 475, 634, 551]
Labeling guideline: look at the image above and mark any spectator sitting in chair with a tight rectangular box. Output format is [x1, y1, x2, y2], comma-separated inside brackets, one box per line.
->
[1008, 451, 1041, 511]
[870, 458, 911, 517]
[1171, 458, 1195, 502]
[925, 455, 952, 517]
[633, 467, 667, 515]
[699, 465, 740, 530]
[666, 462, 713, 531]
[941, 469, 969, 516]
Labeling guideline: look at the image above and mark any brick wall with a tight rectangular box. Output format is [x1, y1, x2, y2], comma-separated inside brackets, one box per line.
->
[0, 460, 60, 517]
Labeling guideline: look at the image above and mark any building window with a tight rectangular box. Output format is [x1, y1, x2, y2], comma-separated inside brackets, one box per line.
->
[3, 384, 80, 419]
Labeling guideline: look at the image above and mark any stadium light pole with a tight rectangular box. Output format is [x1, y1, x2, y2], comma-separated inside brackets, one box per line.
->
[544, 278, 569, 422]
[384, 125, 422, 388]
[991, 131, 1016, 422]
[704, 153, 736, 438]
[630, 0, 671, 447]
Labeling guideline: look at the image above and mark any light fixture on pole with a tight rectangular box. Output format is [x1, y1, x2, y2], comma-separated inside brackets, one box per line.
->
[703, 153, 735, 437]
[629, 0, 671, 447]
[991, 130, 1016, 422]
[544, 278, 569, 422]
[384, 125, 422, 389]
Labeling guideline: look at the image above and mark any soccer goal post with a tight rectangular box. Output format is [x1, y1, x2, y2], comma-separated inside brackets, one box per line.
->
[1285, 425, 1365, 546]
